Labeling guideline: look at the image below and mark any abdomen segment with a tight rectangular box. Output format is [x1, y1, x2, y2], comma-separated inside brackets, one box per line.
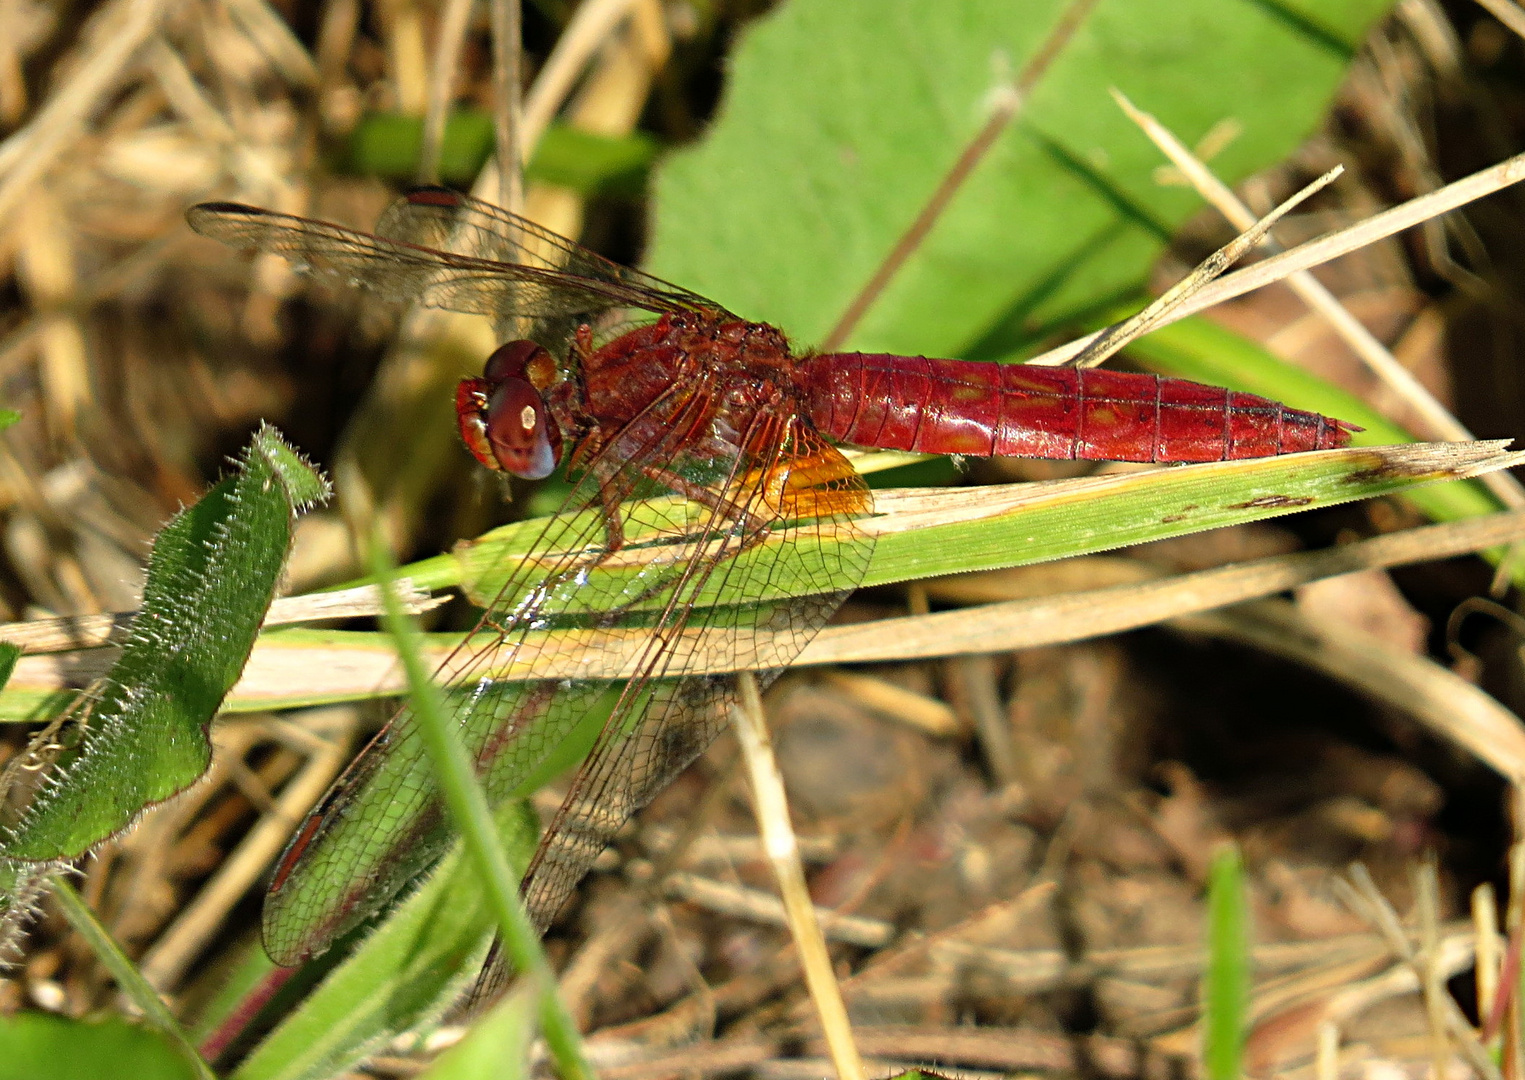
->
[795, 353, 1357, 463]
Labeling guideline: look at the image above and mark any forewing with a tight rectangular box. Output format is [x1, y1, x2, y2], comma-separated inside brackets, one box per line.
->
[260, 378, 873, 969]
[538, 426, 874, 910]
[374, 188, 722, 353]
[186, 195, 716, 347]
[375, 189, 717, 314]
[259, 498, 629, 964]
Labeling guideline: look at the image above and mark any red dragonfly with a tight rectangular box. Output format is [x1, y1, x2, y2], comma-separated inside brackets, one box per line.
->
[187, 187, 1353, 992]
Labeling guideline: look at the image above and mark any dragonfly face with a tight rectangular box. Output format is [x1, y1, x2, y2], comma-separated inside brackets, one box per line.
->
[456, 339, 565, 479]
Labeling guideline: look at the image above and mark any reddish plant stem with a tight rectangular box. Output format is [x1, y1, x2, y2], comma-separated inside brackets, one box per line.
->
[820, 0, 1100, 352]
[197, 962, 301, 1065]
[1484, 916, 1524, 1044]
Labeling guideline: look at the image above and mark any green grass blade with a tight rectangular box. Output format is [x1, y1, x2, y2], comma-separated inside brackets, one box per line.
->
[50, 877, 214, 1080]
[419, 981, 536, 1080]
[345, 442, 1506, 607]
[454, 443, 1519, 614]
[186, 939, 280, 1044]
[369, 538, 592, 1080]
[1203, 845, 1250, 1080]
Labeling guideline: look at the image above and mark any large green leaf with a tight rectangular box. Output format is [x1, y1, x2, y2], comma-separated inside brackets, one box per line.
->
[0, 426, 328, 861]
[0, 1014, 198, 1080]
[647, 0, 1393, 359]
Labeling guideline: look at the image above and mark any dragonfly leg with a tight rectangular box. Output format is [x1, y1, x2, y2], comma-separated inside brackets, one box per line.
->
[640, 464, 773, 537]
[589, 462, 629, 555]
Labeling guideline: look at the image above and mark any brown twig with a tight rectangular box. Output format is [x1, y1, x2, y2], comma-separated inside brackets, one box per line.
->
[820, 0, 1100, 351]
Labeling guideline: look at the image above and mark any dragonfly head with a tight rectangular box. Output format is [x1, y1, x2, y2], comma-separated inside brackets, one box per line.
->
[456, 340, 564, 480]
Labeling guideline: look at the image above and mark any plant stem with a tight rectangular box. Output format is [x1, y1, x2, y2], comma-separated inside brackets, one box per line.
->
[51, 876, 216, 1080]
[370, 536, 591, 1080]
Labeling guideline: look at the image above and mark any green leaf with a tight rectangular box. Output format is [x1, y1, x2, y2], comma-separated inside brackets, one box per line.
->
[648, 0, 1393, 356]
[1202, 845, 1250, 1080]
[0, 1013, 199, 1080]
[231, 799, 539, 1080]
[0, 643, 20, 693]
[0, 425, 329, 860]
[345, 112, 655, 194]
[0, 410, 19, 432]
[49, 878, 214, 1080]
[527, 126, 656, 197]
[419, 981, 536, 1080]
[345, 110, 496, 184]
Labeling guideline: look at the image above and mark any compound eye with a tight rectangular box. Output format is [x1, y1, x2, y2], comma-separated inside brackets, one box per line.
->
[484, 376, 561, 479]
[483, 339, 556, 390]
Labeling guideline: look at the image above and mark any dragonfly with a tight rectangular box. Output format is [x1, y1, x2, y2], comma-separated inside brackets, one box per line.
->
[186, 187, 1354, 998]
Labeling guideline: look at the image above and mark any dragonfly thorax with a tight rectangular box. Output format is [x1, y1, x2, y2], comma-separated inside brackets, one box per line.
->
[578, 313, 794, 432]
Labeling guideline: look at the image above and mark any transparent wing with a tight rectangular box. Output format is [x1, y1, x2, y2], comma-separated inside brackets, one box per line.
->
[519, 417, 872, 923]
[374, 188, 717, 312]
[466, 415, 873, 1006]
[259, 368, 875, 972]
[186, 189, 719, 351]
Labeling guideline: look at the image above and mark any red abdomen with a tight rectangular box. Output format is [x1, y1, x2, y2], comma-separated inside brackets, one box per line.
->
[794, 353, 1356, 463]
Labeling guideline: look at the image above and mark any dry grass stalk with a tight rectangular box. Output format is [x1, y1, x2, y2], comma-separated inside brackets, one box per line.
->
[0, 578, 441, 653]
[1072, 166, 1345, 371]
[1475, 883, 1502, 1051]
[490, 0, 523, 213]
[1336, 865, 1500, 1080]
[1110, 87, 1525, 592]
[730, 672, 865, 1080]
[1474, 0, 1525, 43]
[1027, 149, 1525, 367]
[418, 0, 475, 184]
